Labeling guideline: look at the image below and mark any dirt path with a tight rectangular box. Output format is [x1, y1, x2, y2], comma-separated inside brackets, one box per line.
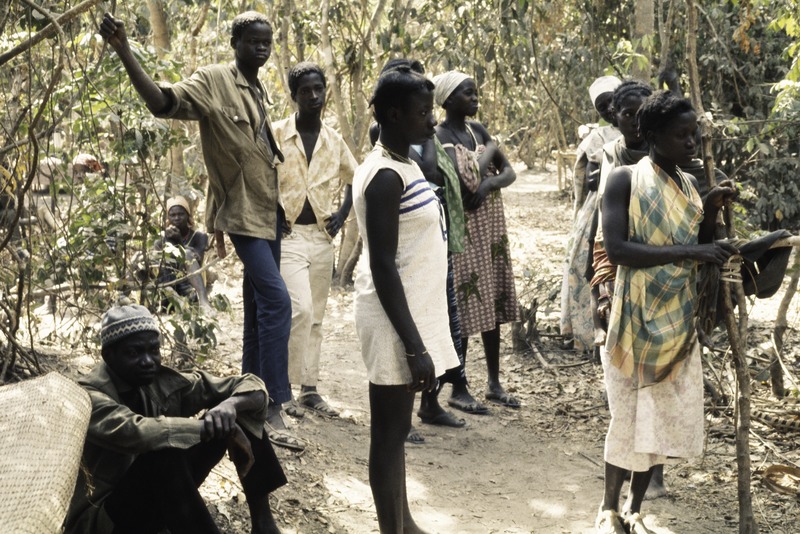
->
[163, 166, 798, 533]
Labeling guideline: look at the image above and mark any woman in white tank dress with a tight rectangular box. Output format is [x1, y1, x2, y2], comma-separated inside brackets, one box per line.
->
[353, 66, 459, 532]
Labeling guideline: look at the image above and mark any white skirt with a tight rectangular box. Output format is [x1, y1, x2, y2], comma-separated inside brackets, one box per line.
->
[602, 343, 705, 472]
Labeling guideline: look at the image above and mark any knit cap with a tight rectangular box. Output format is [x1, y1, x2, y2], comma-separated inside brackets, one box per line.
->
[100, 304, 159, 348]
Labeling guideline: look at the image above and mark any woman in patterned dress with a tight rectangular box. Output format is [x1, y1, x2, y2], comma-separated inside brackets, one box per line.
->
[433, 71, 520, 408]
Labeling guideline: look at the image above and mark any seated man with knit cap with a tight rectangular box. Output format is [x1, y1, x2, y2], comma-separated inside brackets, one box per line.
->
[64, 303, 286, 534]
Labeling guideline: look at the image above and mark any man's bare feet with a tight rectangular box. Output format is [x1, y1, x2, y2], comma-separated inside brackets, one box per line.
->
[485, 384, 520, 408]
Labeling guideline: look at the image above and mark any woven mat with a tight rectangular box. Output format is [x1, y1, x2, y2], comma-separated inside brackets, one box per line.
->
[0, 372, 91, 533]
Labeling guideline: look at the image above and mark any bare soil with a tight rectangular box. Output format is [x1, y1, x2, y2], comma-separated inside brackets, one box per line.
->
[63, 165, 800, 533]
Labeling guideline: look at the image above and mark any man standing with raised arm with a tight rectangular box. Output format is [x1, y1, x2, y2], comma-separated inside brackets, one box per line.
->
[98, 11, 299, 449]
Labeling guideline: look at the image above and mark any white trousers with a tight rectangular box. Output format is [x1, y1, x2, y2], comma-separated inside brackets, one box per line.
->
[280, 224, 334, 387]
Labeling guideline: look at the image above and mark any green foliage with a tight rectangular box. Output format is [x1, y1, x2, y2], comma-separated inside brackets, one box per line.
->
[0, 2, 224, 376]
[699, 0, 800, 231]
[7, 0, 800, 375]
[159, 289, 229, 364]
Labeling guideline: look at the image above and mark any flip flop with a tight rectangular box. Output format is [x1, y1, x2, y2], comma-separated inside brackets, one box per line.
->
[284, 399, 305, 419]
[447, 396, 490, 415]
[406, 426, 425, 444]
[419, 410, 466, 428]
[485, 390, 521, 408]
[298, 392, 339, 417]
[266, 427, 306, 452]
[265, 416, 306, 452]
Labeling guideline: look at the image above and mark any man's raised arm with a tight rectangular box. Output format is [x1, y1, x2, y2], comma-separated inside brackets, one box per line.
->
[98, 13, 171, 115]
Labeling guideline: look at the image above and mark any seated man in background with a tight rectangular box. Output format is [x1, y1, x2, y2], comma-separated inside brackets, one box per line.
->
[154, 196, 211, 310]
[71, 153, 105, 183]
[64, 303, 286, 534]
[0, 160, 27, 262]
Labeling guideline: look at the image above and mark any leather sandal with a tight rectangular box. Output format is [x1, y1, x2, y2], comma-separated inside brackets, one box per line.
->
[595, 508, 626, 534]
[298, 391, 339, 417]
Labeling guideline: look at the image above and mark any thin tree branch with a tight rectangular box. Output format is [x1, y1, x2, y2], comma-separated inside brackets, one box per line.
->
[0, 0, 103, 68]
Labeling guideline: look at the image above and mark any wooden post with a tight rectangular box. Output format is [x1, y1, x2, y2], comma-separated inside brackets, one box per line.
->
[686, 1, 757, 531]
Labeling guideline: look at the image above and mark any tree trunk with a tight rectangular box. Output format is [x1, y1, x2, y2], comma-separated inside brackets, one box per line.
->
[656, 0, 677, 82]
[146, 0, 185, 190]
[632, 0, 654, 80]
[146, 0, 170, 54]
[320, 0, 355, 155]
[188, 2, 209, 74]
[274, 0, 295, 100]
[685, 0, 714, 189]
[722, 281, 759, 534]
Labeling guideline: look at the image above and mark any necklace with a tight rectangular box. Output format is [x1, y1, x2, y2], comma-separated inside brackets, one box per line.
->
[376, 142, 411, 164]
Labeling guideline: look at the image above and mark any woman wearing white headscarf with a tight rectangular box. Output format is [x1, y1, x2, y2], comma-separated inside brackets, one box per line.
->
[433, 71, 520, 409]
[560, 76, 622, 352]
[154, 196, 211, 308]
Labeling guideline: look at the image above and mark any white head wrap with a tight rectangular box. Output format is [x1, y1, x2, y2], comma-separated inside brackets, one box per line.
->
[432, 71, 470, 107]
[166, 196, 191, 216]
[588, 76, 622, 106]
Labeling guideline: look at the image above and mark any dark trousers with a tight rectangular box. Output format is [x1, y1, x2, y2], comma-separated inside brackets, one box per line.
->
[440, 254, 468, 385]
[104, 429, 287, 534]
[231, 227, 292, 405]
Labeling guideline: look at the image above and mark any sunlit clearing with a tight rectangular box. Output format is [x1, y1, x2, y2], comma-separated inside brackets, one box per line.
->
[323, 475, 373, 510]
[527, 498, 567, 518]
[413, 508, 457, 531]
[405, 475, 428, 500]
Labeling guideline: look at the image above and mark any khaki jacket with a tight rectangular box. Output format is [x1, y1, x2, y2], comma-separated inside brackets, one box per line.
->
[158, 63, 284, 240]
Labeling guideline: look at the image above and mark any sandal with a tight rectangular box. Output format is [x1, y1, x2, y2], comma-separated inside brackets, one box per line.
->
[447, 394, 490, 415]
[298, 391, 339, 417]
[406, 426, 425, 444]
[624, 512, 655, 534]
[284, 399, 305, 419]
[595, 508, 625, 534]
[267, 428, 306, 452]
[265, 415, 306, 452]
[485, 390, 521, 408]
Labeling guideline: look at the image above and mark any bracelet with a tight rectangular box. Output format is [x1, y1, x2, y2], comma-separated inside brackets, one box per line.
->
[405, 350, 429, 358]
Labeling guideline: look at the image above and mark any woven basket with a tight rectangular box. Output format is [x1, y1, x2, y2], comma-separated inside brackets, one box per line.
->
[0, 372, 91, 533]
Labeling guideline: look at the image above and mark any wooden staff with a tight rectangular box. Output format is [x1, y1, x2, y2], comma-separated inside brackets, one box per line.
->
[686, 0, 758, 531]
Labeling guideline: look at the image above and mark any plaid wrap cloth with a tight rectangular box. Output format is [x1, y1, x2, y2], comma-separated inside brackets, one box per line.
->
[605, 157, 703, 388]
